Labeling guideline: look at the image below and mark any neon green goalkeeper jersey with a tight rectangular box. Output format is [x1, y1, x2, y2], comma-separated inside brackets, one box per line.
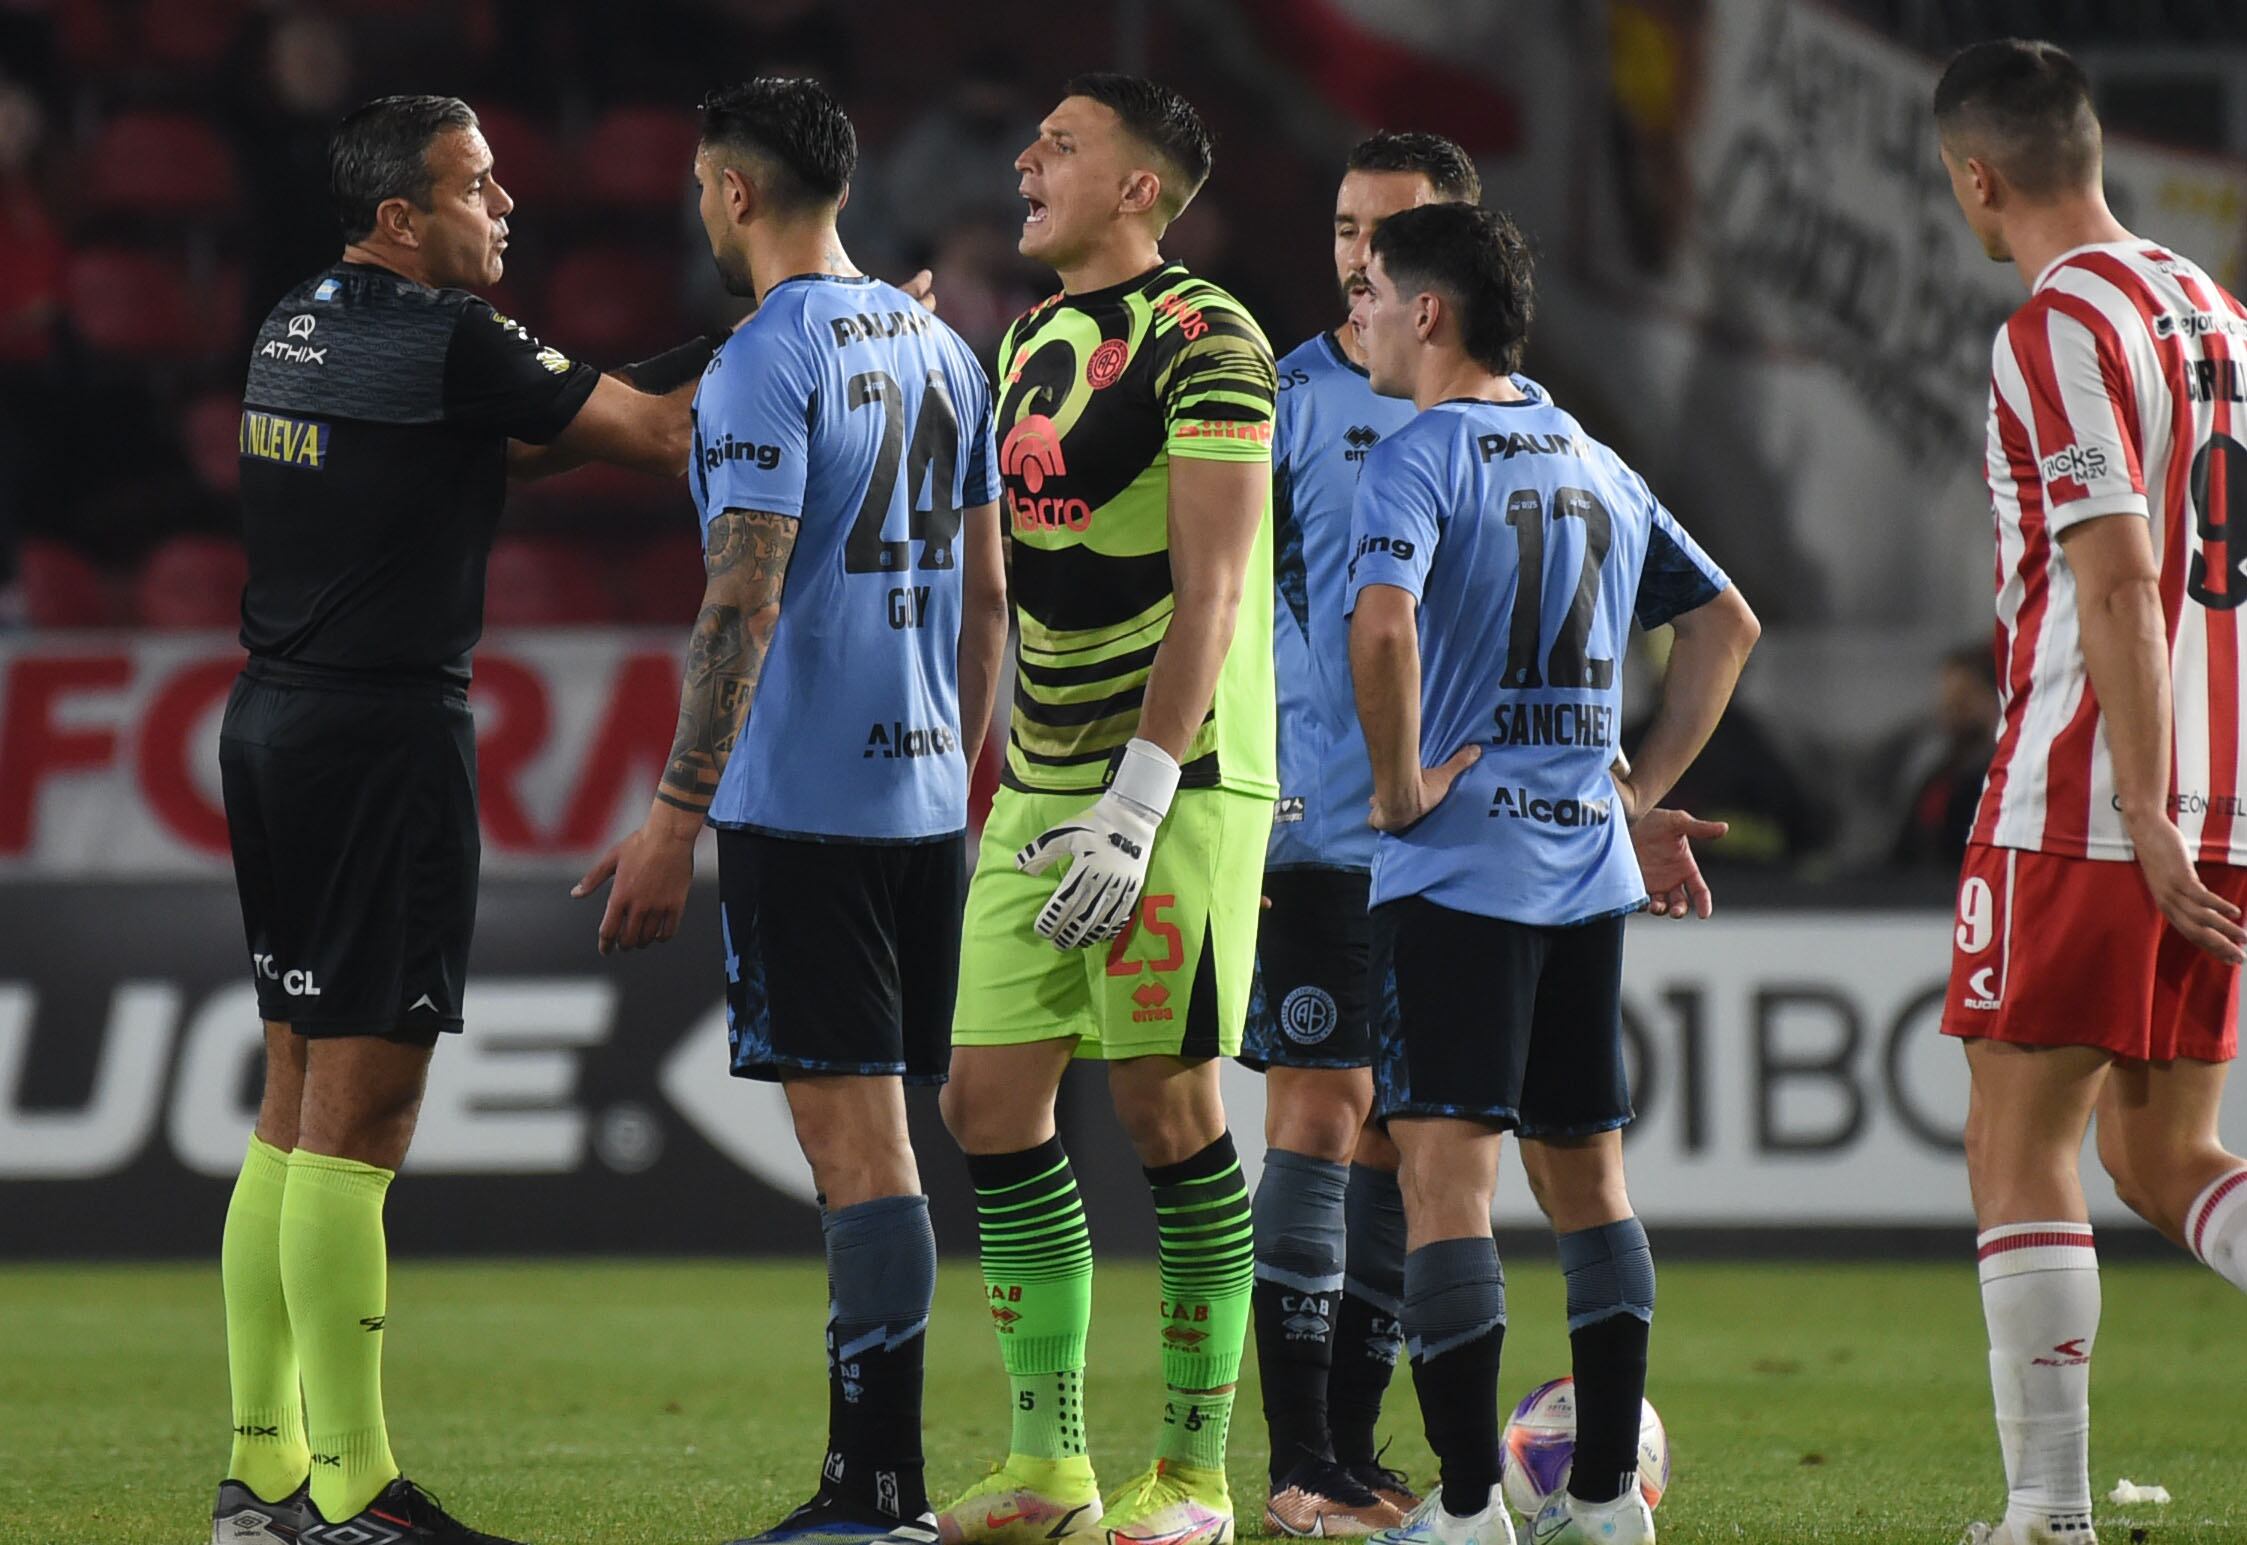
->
[994, 261, 1278, 799]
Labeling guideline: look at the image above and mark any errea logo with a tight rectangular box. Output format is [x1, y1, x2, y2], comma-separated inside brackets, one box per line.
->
[2038, 442, 2109, 488]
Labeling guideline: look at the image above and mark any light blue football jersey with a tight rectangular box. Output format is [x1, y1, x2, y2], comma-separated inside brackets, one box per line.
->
[691, 274, 999, 841]
[1344, 395, 1728, 925]
[1268, 331, 1546, 873]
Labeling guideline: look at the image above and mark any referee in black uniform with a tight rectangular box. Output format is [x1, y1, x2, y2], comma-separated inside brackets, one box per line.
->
[210, 95, 709, 1545]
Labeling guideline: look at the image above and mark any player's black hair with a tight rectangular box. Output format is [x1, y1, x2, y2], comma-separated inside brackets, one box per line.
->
[1345, 131, 1481, 204]
[1370, 203, 1534, 375]
[1061, 71, 1213, 222]
[699, 76, 857, 212]
[1932, 39, 2101, 199]
[329, 94, 480, 243]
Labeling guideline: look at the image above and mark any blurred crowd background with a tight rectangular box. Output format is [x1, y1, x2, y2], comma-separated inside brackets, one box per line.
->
[5, 0, 2247, 893]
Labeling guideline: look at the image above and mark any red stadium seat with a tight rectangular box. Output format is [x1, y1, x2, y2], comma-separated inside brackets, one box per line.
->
[64, 248, 241, 358]
[616, 534, 707, 625]
[139, 0, 250, 74]
[84, 112, 241, 216]
[476, 106, 562, 207]
[484, 537, 618, 626]
[181, 391, 243, 498]
[17, 538, 119, 628]
[133, 534, 247, 629]
[543, 247, 682, 361]
[576, 107, 698, 210]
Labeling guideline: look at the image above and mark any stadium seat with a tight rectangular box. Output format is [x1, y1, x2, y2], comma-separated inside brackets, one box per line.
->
[484, 536, 618, 625]
[132, 534, 247, 628]
[543, 247, 683, 360]
[139, 0, 249, 74]
[64, 248, 241, 358]
[181, 391, 243, 498]
[83, 112, 241, 216]
[576, 107, 699, 210]
[617, 534, 707, 625]
[16, 538, 119, 628]
[476, 106, 562, 208]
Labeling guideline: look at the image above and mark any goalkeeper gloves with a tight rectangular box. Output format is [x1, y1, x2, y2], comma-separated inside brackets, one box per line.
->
[1017, 737, 1182, 950]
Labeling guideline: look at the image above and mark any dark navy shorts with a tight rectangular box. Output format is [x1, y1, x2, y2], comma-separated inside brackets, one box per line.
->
[1241, 867, 1374, 1071]
[1370, 895, 1632, 1138]
[716, 826, 964, 1084]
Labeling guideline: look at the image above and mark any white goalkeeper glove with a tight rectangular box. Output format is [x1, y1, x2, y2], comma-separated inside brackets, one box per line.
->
[1017, 737, 1182, 950]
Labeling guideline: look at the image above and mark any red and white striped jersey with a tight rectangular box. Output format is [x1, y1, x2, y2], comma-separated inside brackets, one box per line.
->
[1977, 240, 2247, 863]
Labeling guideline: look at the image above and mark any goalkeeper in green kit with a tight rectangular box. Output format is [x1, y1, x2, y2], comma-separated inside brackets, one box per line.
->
[926, 74, 1276, 1545]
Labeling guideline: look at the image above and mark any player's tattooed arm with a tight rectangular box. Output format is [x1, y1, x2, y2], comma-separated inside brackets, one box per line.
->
[655, 509, 798, 816]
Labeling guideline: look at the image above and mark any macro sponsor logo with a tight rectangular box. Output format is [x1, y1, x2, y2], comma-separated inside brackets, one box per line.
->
[862, 720, 960, 760]
[2038, 442, 2108, 488]
[700, 433, 782, 473]
[1343, 425, 1380, 464]
[239, 411, 329, 470]
[1487, 786, 1612, 827]
[1001, 414, 1091, 532]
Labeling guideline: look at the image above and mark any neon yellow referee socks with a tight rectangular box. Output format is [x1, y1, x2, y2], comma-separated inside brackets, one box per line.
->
[280, 1147, 401, 1522]
[222, 1134, 309, 1503]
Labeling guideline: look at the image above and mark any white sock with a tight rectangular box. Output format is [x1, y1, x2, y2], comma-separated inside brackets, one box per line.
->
[2185, 1168, 2247, 1293]
[1977, 1223, 2098, 1537]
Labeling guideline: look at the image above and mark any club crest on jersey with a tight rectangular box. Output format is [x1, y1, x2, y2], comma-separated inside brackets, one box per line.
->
[1085, 338, 1130, 389]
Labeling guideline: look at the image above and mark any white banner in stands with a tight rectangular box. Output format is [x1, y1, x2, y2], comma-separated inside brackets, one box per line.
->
[1222, 914, 2247, 1229]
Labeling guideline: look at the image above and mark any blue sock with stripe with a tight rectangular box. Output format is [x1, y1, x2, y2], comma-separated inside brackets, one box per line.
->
[1558, 1216, 1655, 1505]
[1403, 1236, 1507, 1515]
[823, 1193, 936, 1518]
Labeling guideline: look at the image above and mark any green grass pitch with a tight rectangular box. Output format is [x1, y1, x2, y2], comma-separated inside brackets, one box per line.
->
[3, 1259, 2241, 1543]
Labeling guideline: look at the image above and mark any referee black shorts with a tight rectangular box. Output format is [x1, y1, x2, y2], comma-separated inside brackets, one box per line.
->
[1370, 894, 1634, 1139]
[717, 827, 965, 1085]
[218, 662, 480, 1045]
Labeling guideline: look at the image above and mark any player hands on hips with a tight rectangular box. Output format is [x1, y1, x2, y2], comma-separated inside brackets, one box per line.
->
[932, 75, 1277, 1545]
[1344, 204, 1758, 1545]
[1242, 131, 1732, 1543]
[1932, 41, 2247, 1545]
[574, 79, 1007, 1545]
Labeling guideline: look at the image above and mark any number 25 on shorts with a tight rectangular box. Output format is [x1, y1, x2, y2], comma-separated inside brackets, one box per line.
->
[1106, 893, 1183, 976]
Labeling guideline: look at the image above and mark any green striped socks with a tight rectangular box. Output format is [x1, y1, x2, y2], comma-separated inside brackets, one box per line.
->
[1148, 1131, 1254, 1467]
[968, 1136, 1095, 1461]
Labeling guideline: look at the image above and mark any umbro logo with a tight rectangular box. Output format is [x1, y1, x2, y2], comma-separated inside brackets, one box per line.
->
[1344, 424, 1380, 464]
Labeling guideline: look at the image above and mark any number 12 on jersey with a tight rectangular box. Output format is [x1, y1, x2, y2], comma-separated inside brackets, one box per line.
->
[1503, 485, 1616, 691]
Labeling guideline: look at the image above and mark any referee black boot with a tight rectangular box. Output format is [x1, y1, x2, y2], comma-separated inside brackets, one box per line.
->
[300, 1477, 524, 1544]
[212, 1478, 310, 1543]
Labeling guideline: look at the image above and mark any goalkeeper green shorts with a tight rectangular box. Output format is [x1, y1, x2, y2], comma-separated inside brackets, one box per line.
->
[954, 786, 1270, 1061]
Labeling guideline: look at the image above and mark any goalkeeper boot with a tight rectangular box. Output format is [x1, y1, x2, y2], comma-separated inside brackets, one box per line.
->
[212, 1478, 310, 1543]
[300, 1477, 523, 1544]
[1527, 1488, 1652, 1543]
[1266, 1456, 1405, 1536]
[1101, 1460, 1234, 1545]
[1369, 1487, 1514, 1545]
[935, 1457, 1103, 1545]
